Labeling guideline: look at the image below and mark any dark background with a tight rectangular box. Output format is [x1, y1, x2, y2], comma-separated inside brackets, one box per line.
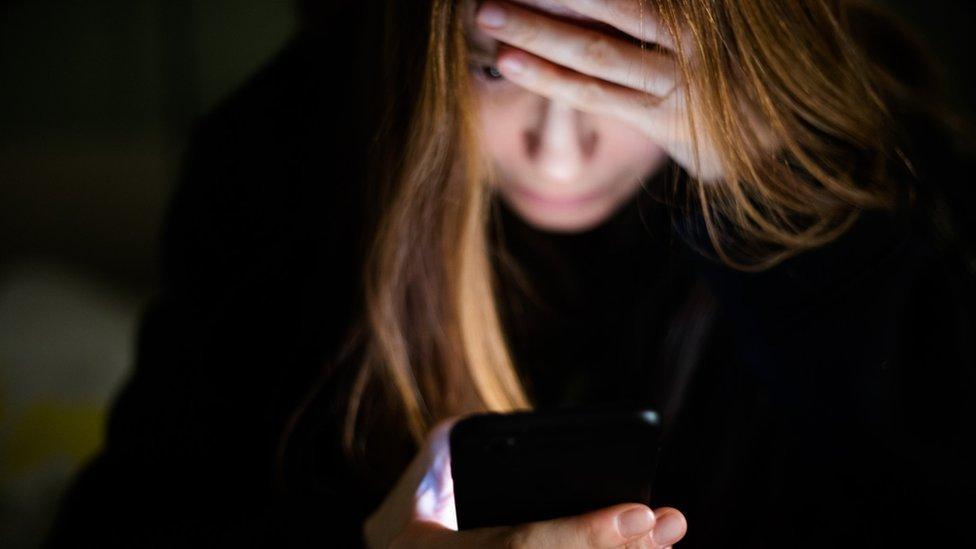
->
[0, 1, 972, 547]
[0, 2, 295, 546]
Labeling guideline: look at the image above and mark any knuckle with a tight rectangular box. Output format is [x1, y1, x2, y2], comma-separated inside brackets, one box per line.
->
[635, 91, 658, 111]
[579, 518, 603, 547]
[574, 80, 606, 106]
[582, 34, 619, 69]
[518, 22, 543, 49]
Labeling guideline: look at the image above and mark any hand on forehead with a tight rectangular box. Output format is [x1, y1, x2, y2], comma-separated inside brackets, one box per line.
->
[467, 0, 594, 34]
[473, 0, 674, 51]
[507, 0, 590, 20]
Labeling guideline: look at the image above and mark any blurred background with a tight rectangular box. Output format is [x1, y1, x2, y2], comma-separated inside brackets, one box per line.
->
[0, 1, 295, 545]
[0, 1, 973, 546]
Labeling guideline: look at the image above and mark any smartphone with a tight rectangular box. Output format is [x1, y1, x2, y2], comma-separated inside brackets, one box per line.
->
[449, 404, 662, 530]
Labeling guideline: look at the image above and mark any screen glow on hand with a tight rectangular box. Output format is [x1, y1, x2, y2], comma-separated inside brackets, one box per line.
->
[414, 429, 458, 530]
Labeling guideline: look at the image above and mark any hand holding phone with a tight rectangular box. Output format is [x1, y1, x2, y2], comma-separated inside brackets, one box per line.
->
[362, 407, 687, 548]
[449, 405, 665, 529]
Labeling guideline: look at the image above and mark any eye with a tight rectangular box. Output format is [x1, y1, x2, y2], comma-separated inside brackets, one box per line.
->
[481, 64, 504, 80]
[471, 62, 506, 84]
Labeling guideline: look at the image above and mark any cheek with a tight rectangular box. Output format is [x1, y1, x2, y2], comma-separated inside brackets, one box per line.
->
[595, 120, 666, 176]
[475, 89, 528, 165]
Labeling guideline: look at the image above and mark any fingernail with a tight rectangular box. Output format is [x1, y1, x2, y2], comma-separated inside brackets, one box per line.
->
[651, 511, 685, 546]
[477, 2, 507, 29]
[616, 507, 655, 538]
[498, 56, 524, 75]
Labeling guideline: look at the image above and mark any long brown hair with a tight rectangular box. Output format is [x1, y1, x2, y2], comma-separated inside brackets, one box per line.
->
[339, 0, 962, 461]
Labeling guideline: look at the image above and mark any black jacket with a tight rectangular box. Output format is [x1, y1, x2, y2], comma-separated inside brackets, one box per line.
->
[49, 27, 976, 548]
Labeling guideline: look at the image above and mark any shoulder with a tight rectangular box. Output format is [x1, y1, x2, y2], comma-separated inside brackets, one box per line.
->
[694, 202, 975, 412]
[700, 204, 974, 341]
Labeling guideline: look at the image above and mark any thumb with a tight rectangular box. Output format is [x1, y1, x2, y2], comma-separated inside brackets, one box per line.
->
[394, 503, 656, 549]
[509, 503, 657, 548]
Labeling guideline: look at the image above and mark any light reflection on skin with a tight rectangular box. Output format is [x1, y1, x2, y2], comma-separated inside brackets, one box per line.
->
[414, 0, 671, 531]
[414, 422, 459, 530]
[505, 0, 589, 21]
[465, 0, 669, 233]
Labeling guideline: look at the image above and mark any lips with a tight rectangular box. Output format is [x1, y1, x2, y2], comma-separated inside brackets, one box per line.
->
[509, 180, 611, 208]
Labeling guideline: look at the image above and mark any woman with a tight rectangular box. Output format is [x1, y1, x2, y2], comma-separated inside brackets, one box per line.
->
[50, 0, 975, 547]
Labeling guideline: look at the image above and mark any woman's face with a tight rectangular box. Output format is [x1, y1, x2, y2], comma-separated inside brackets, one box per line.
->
[466, 1, 667, 233]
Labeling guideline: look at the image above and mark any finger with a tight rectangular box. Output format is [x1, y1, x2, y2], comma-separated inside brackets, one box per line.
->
[512, 0, 681, 52]
[649, 507, 687, 548]
[510, 503, 657, 548]
[496, 48, 695, 154]
[478, 0, 678, 98]
[392, 520, 513, 549]
[366, 416, 464, 545]
[397, 503, 659, 549]
[495, 48, 675, 135]
[388, 417, 459, 502]
[413, 417, 462, 525]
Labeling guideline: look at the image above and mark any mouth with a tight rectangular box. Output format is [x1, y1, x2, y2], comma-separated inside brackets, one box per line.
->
[507, 181, 611, 209]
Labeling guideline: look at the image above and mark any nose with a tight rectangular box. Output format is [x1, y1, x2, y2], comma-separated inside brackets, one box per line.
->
[523, 99, 598, 184]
